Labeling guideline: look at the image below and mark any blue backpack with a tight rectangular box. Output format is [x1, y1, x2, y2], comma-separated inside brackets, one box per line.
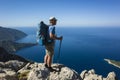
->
[37, 21, 49, 45]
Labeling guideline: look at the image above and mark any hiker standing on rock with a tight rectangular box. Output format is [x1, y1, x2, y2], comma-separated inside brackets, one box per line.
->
[44, 17, 63, 71]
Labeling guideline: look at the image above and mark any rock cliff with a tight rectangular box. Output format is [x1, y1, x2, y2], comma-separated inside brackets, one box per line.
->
[0, 47, 118, 80]
[0, 60, 118, 80]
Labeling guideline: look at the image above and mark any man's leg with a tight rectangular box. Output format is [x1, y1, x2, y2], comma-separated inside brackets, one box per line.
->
[44, 54, 48, 64]
[47, 55, 53, 67]
[45, 44, 54, 68]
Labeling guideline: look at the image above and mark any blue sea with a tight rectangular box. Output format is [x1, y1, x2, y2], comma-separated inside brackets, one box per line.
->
[14, 27, 120, 78]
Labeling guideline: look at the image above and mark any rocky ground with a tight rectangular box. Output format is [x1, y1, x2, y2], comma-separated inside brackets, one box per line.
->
[0, 60, 118, 80]
[0, 46, 118, 80]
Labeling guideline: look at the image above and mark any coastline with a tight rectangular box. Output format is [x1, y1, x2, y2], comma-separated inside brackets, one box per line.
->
[0, 26, 118, 79]
[104, 59, 120, 69]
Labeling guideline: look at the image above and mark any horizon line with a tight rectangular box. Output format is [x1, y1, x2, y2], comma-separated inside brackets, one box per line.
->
[1, 25, 120, 28]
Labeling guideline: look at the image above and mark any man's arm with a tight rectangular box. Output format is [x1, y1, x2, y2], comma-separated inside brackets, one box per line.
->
[50, 33, 63, 40]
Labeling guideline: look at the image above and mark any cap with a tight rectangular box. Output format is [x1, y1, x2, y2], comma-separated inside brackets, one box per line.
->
[49, 16, 57, 21]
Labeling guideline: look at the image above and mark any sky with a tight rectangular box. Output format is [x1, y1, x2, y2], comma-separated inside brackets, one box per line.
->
[0, 0, 120, 27]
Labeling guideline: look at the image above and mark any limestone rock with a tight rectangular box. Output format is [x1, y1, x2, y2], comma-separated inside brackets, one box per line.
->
[0, 68, 18, 80]
[0, 60, 118, 80]
[80, 69, 103, 80]
[28, 67, 50, 80]
[18, 63, 118, 80]
[80, 69, 118, 80]
[80, 70, 87, 79]
[106, 72, 117, 80]
[20, 63, 82, 80]
[88, 69, 95, 74]
[5, 60, 26, 71]
[0, 60, 26, 71]
[0, 62, 4, 67]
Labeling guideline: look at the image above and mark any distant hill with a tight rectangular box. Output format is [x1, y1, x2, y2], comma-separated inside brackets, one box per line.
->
[104, 59, 120, 69]
[0, 47, 28, 62]
[0, 26, 36, 54]
[0, 40, 37, 54]
[0, 26, 27, 41]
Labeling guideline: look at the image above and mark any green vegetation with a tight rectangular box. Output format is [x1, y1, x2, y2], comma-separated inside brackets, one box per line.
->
[109, 59, 120, 67]
[18, 70, 30, 80]
[105, 59, 120, 68]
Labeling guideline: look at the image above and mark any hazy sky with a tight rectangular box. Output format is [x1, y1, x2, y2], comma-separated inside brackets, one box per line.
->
[0, 0, 120, 27]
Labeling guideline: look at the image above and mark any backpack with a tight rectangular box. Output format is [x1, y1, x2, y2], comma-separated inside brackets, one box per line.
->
[37, 21, 49, 46]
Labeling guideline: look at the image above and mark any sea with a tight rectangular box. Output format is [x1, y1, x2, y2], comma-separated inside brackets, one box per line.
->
[14, 26, 120, 78]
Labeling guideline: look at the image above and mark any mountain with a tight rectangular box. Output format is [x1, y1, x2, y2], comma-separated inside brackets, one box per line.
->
[0, 26, 27, 41]
[0, 40, 37, 54]
[0, 26, 37, 54]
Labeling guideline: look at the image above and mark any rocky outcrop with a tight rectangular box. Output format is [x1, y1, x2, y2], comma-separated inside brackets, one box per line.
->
[106, 72, 117, 80]
[0, 60, 82, 80]
[0, 60, 26, 80]
[18, 63, 82, 80]
[0, 68, 18, 80]
[0, 26, 27, 41]
[0, 60, 118, 80]
[80, 69, 117, 80]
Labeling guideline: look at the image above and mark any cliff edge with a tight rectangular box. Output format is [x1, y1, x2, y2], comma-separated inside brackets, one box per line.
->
[0, 48, 118, 80]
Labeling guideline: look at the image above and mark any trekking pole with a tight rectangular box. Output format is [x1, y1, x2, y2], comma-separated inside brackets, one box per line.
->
[57, 40, 62, 63]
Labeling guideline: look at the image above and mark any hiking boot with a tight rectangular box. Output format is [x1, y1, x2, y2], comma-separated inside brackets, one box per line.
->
[44, 64, 48, 68]
[48, 67, 54, 72]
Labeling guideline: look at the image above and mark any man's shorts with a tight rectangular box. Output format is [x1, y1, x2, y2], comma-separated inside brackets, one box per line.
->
[45, 42, 55, 57]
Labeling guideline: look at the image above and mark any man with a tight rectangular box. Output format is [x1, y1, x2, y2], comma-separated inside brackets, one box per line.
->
[44, 17, 63, 71]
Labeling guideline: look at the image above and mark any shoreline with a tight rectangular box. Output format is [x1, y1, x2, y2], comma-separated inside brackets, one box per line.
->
[104, 59, 120, 69]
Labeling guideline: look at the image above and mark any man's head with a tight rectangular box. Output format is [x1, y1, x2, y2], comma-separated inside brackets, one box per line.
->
[49, 17, 57, 25]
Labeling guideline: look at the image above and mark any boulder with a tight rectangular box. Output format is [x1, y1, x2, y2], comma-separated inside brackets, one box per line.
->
[4, 60, 26, 71]
[0, 68, 18, 80]
[19, 63, 82, 80]
[106, 72, 117, 80]
[80, 69, 118, 80]
[80, 70, 87, 79]
[0, 60, 26, 71]
[0, 60, 118, 80]
[80, 69, 103, 80]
